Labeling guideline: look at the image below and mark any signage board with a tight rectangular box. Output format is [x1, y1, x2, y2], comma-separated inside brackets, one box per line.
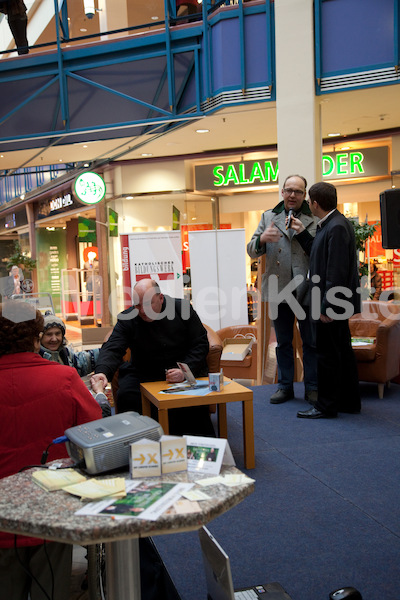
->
[74, 172, 106, 205]
[36, 191, 83, 220]
[109, 208, 118, 237]
[194, 147, 389, 191]
[120, 231, 183, 309]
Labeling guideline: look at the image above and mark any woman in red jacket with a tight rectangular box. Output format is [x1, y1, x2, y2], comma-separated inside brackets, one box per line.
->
[0, 301, 102, 600]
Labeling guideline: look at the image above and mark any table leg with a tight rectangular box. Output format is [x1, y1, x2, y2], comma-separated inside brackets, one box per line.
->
[217, 403, 228, 439]
[105, 538, 140, 600]
[242, 399, 255, 469]
[158, 408, 170, 434]
[141, 394, 151, 418]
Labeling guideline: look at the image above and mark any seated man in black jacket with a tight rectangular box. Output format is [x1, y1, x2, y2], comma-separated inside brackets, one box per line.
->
[91, 278, 215, 436]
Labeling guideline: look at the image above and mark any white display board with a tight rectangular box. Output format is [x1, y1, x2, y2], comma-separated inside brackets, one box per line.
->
[120, 231, 183, 308]
[188, 229, 248, 330]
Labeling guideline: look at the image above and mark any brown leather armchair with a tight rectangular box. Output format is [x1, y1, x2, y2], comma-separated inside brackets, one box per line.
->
[104, 324, 223, 407]
[216, 325, 257, 383]
[349, 301, 400, 398]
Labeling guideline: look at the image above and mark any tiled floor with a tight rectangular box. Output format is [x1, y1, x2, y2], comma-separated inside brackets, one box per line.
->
[70, 546, 89, 600]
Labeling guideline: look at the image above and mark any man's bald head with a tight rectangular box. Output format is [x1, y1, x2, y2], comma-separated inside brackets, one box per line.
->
[133, 279, 164, 322]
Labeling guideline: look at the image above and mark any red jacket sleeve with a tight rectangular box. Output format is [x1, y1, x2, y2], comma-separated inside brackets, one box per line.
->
[69, 369, 103, 424]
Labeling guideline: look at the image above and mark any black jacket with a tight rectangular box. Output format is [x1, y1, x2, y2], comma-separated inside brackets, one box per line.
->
[95, 295, 209, 382]
[297, 210, 361, 317]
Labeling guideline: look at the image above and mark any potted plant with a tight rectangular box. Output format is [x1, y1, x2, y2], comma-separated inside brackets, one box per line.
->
[6, 241, 37, 275]
[347, 217, 379, 277]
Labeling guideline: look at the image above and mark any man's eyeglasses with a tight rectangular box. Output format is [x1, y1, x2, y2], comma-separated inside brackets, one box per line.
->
[283, 188, 305, 196]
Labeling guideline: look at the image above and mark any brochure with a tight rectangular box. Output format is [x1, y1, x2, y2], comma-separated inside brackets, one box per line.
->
[351, 337, 375, 346]
[75, 479, 194, 521]
[130, 438, 161, 478]
[184, 435, 235, 475]
[160, 435, 187, 474]
[32, 468, 87, 492]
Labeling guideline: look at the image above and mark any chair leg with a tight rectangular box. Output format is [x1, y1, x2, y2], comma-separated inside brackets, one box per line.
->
[378, 383, 384, 399]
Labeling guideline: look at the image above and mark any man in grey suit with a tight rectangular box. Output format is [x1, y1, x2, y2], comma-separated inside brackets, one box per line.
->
[247, 174, 318, 405]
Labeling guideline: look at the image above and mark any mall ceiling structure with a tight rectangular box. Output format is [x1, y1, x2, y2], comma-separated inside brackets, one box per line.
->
[0, 0, 399, 172]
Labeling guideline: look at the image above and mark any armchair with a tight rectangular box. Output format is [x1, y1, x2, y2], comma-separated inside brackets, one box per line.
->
[349, 301, 400, 398]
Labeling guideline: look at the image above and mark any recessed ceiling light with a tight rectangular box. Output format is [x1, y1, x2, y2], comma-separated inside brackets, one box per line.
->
[83, 162, 90, 167]
[80, 28, 87, 32]
[126, 196, 133, 200]
[83, 145, 87, 148]
[0, 155, 3, 158]
[328, 132, 341, 137]
[151, 16, 159, 20]
[141, 153, 153, 157]
[59, 159, 63, 162]
[196, 129, 210, 134]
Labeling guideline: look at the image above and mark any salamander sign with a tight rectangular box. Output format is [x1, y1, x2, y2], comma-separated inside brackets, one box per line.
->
[194, 146, 389, 191]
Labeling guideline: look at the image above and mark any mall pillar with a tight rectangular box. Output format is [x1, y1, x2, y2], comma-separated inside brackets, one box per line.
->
[274, 0, 322, 188]
[263, 0, 322, 383]
[96, 201, 111, 326]
[98, 0, 129, 40]
[26, 203, 38, 293]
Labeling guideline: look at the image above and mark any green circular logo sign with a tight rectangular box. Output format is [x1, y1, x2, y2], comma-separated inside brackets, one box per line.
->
[74, 172, 106, 205]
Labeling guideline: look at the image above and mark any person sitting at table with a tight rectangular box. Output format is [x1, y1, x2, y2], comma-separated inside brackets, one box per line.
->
[0, 300, 102, 600]
[91, 278, 215, 436]
[39, 312, 100, 377]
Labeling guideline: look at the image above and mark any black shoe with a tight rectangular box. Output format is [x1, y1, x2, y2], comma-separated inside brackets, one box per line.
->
[270, 389, 294, 404]
[297, 407, 335, 419]
[305, 390, 318, 406]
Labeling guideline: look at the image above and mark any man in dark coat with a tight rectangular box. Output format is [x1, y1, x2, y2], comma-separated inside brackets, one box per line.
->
[0, 0, 29, 55]
[91, 278, 215, 436]
[290, 181, 361, 418]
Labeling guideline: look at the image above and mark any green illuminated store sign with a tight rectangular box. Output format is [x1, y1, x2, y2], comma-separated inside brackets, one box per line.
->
[194, 146, 388, 190]
[74, 172, 106, 205]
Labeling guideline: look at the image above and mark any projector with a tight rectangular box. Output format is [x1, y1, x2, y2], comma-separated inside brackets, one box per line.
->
[65, 412, 163, 474]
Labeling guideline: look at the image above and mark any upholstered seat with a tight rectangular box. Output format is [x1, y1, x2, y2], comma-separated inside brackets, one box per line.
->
[349, 301, 400, 398]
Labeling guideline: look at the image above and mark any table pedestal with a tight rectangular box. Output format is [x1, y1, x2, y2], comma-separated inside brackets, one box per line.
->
[105, 538, 140, 600]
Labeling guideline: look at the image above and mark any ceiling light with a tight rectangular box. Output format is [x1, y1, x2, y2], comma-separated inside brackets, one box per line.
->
[125, 196, 133, 200]
[328, 132, 341, 137]
[83, 145, 88, 148]
[340, 146, 350, 150]
[141, 153, 153, 157]
[80, 28, 87, 32]
[196, 129, 210, 134]
[59, 159, 63, 162]
[151, 16, 159, 20]
[0, 155, 3, 158]
[83, 162, 90, 167]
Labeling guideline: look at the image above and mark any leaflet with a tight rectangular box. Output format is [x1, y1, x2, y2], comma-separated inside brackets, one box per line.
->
[75, 479, 193, 521]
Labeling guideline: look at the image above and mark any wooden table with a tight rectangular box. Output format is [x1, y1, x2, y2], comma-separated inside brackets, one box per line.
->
[141, 377, 255, 469]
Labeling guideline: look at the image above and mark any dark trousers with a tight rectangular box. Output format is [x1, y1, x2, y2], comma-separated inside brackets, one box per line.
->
[117, 366, 215, 437]
[8, 15, 29, 54]
[314, 319, 361, 416]
[272, 302, 317, 393]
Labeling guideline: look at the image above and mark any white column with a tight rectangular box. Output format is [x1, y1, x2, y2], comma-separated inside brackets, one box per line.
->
[98, 0, 129, 40]
[274, 0, 322, 189]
